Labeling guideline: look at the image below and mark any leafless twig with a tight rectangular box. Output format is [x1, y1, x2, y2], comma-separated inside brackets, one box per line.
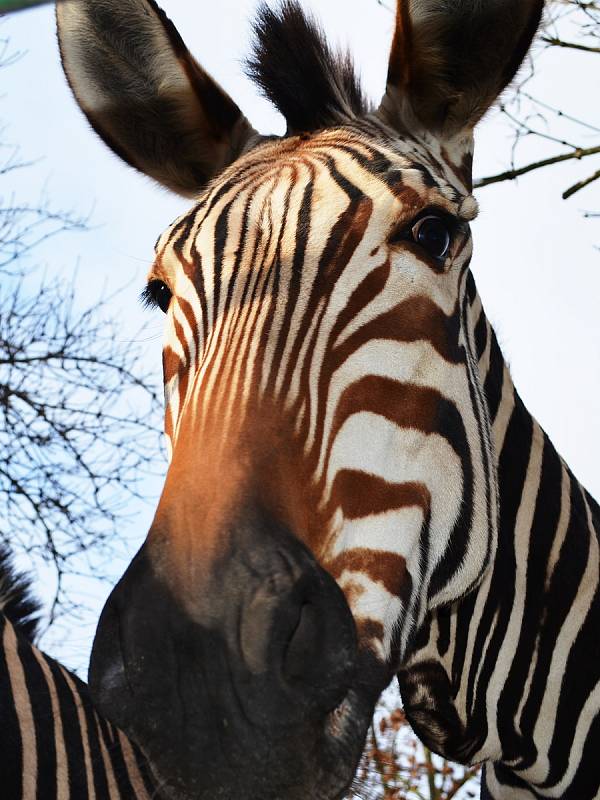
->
[562, 167, 600, 198]
[475, 145, 600, 189]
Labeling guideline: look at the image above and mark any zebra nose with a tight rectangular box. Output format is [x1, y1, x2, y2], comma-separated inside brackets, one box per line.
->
[89, 513, 360, 799]
[239, 561, 356, 713]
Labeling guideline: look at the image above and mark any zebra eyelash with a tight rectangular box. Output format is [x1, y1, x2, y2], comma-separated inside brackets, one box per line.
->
[140, 285, 155, 309]
[140, 279, 173, 313]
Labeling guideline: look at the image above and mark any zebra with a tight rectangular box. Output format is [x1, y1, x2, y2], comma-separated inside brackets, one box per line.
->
[0, 547, 159, 798]
[55, 0, 598, 798]
[398, 319, 600, 799]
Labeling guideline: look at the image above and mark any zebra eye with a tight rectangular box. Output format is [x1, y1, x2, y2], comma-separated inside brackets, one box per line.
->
[142, 280, 172, 313]
[411, 215, 452, 261]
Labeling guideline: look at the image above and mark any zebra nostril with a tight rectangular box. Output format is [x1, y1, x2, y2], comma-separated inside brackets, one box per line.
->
[275, 574, 356, 713]
[283, 602, 321, 682]
[237, 555, 356, 713]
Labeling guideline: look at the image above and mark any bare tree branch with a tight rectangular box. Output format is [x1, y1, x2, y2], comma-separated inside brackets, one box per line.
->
[562, 167, 600, 198]
[351, 697, 481, 800]
[475, 146, 600, 189]
[0, 49, 164, 636]
[471, 0, 600, 209]
[541, 35, 600, 53]
[518, 92, 600, 134]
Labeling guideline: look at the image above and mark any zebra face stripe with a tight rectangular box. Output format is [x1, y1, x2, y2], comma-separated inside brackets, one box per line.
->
[148, 130, 496, 666]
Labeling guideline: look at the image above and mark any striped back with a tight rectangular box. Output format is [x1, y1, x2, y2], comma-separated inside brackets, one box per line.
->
[0, 546, 159, 799]
[0, 615, 158, 799]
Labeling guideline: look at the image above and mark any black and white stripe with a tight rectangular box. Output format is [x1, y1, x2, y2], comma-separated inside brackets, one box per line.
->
[399, 279, 600, 799]
[0, 552, 159, 799]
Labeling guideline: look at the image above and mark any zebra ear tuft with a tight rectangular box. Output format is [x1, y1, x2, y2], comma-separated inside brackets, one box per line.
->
[57, 0, 260, 197]
[377, 0, 544, 139]
[245, 1, 367, 134]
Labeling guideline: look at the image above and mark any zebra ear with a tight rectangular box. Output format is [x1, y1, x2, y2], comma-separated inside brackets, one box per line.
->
[57, 0, 259, 197]
[377, 0, 544, 138]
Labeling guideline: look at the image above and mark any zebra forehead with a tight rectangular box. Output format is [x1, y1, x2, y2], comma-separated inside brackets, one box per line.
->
[155, 146, 465, 243]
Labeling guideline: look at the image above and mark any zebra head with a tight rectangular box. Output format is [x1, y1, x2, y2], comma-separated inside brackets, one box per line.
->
[57, 1, 543, 798]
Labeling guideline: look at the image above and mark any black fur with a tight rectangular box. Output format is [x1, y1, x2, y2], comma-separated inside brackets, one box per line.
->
[0, 545, 40, 642]
[245, 1, 369, 134]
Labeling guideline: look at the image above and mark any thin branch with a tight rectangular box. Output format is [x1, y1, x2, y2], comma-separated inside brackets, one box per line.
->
[519, 91, 600, 134]
[562, 167, 600, 198]
[368, 722, 394, 796]
[542, 35, 600, 52]
[425, 749, 439, 800]
[499, 105, 581, 151]
[444, 767, 482, 800]
[475, 145, 600, 188]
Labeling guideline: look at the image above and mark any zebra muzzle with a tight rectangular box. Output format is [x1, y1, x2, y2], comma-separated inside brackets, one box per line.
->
[88, 506, 374, 799]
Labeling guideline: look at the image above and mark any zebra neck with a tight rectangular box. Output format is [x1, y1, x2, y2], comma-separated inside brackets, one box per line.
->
[400, 287, 600, 797]
[473, 311, 599, 789]
[0, 613, 157, 799]
[401, 291, 600, 797]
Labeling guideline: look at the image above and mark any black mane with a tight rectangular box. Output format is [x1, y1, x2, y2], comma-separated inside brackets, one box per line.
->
[246, 0, 369, 134]
[0, 545, 40, 642]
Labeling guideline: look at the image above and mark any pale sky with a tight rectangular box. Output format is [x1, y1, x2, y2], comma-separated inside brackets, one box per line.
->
[3, 0, 599, 671]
